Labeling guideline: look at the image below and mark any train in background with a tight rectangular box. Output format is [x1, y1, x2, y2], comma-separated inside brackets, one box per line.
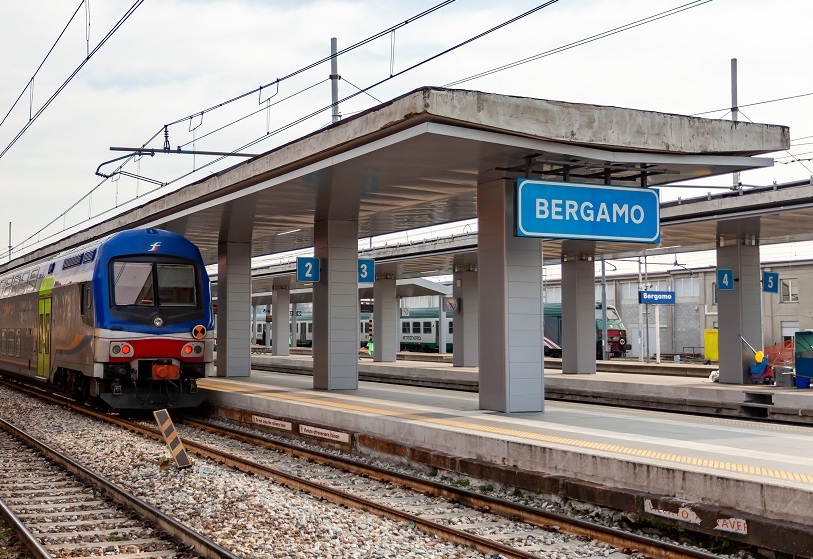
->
[543, 302, 631, 358]
[0, 228, 214, 410]
[259, 307, 563, 357]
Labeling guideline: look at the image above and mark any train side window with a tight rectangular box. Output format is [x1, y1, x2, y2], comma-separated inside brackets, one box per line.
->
[448, 321, 453, 334]
[18, 272, 29, 294]
[307, 322, 313, 333]
[401, 322, 410, 334]
[412, 321, 420, 334]
[27, 268, 38, 292]
[423, 321, 431, 334]
[1, 330, 5, 354]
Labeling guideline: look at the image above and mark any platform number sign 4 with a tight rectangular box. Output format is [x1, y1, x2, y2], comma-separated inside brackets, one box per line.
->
[763, 271, 779, 294]
[358, 259, 375, 284]
[717, 269, 734, 291]
[296, 257, 320, 283]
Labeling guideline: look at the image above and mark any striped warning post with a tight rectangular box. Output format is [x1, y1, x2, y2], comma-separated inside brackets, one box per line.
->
[153, 409, 192, 469]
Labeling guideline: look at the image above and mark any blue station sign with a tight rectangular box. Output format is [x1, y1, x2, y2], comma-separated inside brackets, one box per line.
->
[515, 179, 660, 243]
[358, 259, 375, 283]
[296, 257, 320, 283]
[639, 290, 676, 305]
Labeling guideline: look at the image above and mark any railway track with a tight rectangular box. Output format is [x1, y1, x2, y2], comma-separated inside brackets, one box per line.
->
[0, 415, 239, 559]
[175, 418, 725, 559]
[0, 378, 727, 558]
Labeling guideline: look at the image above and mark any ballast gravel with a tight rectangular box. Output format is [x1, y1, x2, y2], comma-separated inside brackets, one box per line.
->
[0, 387, 496, 558]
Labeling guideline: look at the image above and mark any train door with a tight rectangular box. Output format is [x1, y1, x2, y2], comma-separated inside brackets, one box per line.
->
[298, 322, 308, 346]
[37, 297, 51, 378]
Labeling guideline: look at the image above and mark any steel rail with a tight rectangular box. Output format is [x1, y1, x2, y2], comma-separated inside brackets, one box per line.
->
[0, 377, 722, 559]
[0, 415, 241, 559]
[182, 417, 722, 559]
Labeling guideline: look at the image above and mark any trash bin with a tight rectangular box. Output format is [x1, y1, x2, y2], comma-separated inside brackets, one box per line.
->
[775, 366, 795, 387]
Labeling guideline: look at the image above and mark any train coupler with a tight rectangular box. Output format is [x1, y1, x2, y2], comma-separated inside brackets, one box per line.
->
[112, 381, 122, 396]
[189, 379, 198, 394]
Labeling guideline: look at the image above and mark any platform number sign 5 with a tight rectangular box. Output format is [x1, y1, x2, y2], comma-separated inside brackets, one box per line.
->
[763, 271, 779, 294]
[358, 259, 375, 284]
[296, 257, 320, 283]
[716, 269, 734, 291]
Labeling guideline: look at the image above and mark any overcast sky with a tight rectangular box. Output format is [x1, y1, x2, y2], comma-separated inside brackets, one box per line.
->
[1, 0, 812, 271]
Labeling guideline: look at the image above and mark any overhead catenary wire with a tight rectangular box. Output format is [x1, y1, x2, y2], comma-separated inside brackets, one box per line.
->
[0, 1, 85, 132]
[737, 109, 813, 175]
[136, 0, 458, 150]
[443, 0, 711, 88]
[158, 1, 562, 189]
[14, 1, 560, 256]
[692, 90, 813, 117]
[0, 1, 145, 161]
[13, 1, 811, 256]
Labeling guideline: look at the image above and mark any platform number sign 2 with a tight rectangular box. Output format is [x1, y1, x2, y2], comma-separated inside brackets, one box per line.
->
[716, 269, 734, 291]
[358, 259, 375, 284]
[296, 257, 320, 283]
[763, 271, 779, 294]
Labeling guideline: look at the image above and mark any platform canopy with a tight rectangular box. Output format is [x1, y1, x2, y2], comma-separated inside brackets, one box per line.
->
[3, 87, 788, 274]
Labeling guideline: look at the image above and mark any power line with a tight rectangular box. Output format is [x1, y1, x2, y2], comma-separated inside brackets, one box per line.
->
[15, 0, 459, 251]
[0, 1, 145, 161]
[691, 90, 813, 117]
[443, 0, 711, 88]
[0, 1, 85, 133]
[156, 1, 561, 190]
[738, 109, 813, 175]
[136, 0, 458, 150]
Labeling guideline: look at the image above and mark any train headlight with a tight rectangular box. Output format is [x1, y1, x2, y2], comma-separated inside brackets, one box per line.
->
[111, 345, 121, 355]
[153, 316, 164, 327]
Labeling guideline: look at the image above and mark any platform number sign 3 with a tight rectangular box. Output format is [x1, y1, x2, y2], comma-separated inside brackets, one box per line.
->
[763, 271, 779, 294]
[358, 259, 375, 284]
[717, 269, 734, 291]
[296, 257, 320, 283]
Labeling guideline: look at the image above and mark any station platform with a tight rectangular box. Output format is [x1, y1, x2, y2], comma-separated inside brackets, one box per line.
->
[196, 356, 813, 553]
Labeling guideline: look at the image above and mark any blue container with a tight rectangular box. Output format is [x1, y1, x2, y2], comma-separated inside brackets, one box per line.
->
[795, 376, 811, 389]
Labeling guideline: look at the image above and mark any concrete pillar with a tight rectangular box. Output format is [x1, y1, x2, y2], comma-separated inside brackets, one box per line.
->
[263, 304, 271, 346]
[272, 286, 291, 356]
[373, 276, 398, 362]
[452, 255, 478, 367]
[561, 240, 597, 374]
[216, 241, 251, 377]
[477, 179, 544, 412]
[717, 219, 762, 384]
[290, 303, 297, 348]
[438, 297, 448, 355]
[251, 305, 257, 345]
[313, 219, 359, 390]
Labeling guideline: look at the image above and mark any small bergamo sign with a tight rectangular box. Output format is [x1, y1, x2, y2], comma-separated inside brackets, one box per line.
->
[638, 290, 676, 304]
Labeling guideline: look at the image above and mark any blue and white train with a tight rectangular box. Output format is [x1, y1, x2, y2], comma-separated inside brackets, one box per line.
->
[0, 228, 214, 410]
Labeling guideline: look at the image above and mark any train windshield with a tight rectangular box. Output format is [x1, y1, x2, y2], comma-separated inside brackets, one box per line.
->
[595, 307, 621, 321]
[112, 262, 197, 307]
[595, 307, 625, 329]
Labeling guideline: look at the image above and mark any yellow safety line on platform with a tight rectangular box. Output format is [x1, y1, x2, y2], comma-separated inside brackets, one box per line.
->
[203, 380, 813, 485]
[555, 399, 812, 433]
